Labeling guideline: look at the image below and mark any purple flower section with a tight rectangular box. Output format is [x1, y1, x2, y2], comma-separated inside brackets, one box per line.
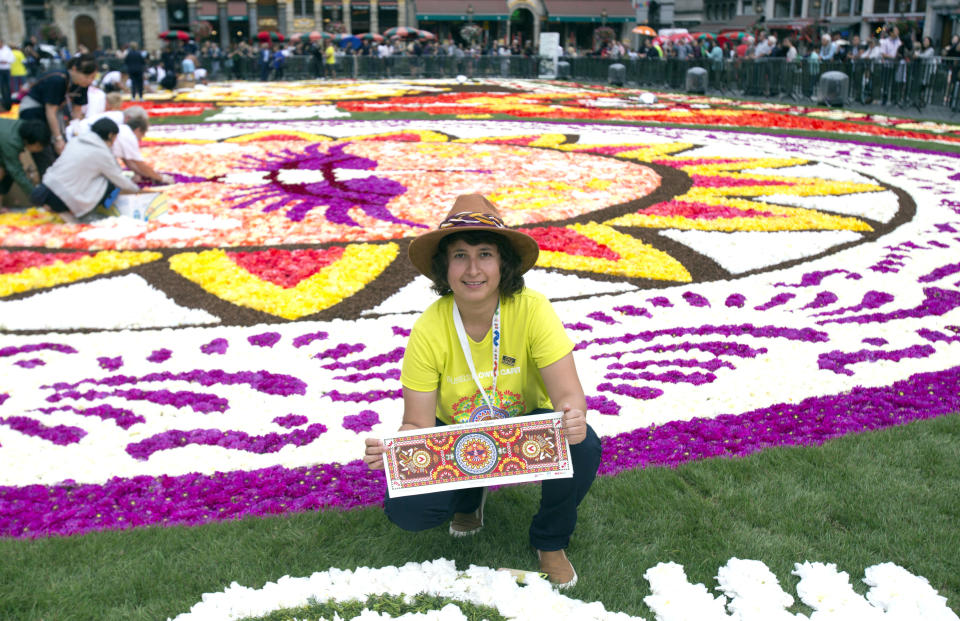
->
[49, 369, 307, 397]
[342, 410, 380, 433]
[200, 338, 229, 355]
[6, 366, 960, 539]
[248, 332, 282, 348]
[125, 424, 329, 460]
[586, 395, 621, 415]
[802, 291, 839, 310]
[326, 389, 402, 403]
[322, 347, 405, 371]
[725, 294, 746, 308]
[918, 262, 960, 283]
[576, 324, 828, 352]
[604, 369, 717, 385]
[0, 416, 86, 446]
[147, 349, 172, 364]
[292, 331, 329, 348]
[0, 343, 77, 358]
[597, 383, 665, 400]
[35, 405, 145, 430]
[316, 343, 366, 361]
[819, 287, 960, 325]
[14, 359, 45, 369]
[613, 305, 653, 318]
[97, 356, 123, 371]
[564, 322, 593, 332]
[814, 291, 895, 317]
[917, 328, 960, 344]
[598, 365, 960, 476]
[47, 389, 229, 414]
[683, 292, 711, 308]
[593, 340, 768, 361]
[754, 293, 796, 311]
[273, 414, 308, 428]
[817, 344, 936, 376]
[862, 337, 889, 347]
[774, 269, 860, 288]
[647, 296, 673, 308]
[0, 393, 8, 406]
[391, 326, 411, 337]
[934, 223, 958, 233]
[0, 461, 384, 539]
[333, 369, 401, 382]
[607, 357, 735, 373]
[587, 311, 617, 325]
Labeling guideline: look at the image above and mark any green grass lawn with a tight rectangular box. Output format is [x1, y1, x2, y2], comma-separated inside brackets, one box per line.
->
[2, 413, 958, 620]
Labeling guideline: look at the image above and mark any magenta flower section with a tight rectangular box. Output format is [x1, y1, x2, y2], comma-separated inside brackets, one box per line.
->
[147, 349, 172, 364]
[4, 366, 960, 539]
[342, 410, 380, 433]
[97, 356, 124, 371]
[125, 423, 328, 460]
[0, 416, 86, 446]
[292, 331, 328, 348]
[0, 343, 77, 357]
[273, 414, 308, 428]
[14, 359, 45, 369]
[201, 338, 229, 355]
[248, 332, 282, 348]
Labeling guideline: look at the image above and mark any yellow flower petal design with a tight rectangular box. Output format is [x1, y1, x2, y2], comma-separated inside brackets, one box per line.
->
[536, 222, 691, 282]
[167, 243, 399, 319]
[0, 251, 162, 297]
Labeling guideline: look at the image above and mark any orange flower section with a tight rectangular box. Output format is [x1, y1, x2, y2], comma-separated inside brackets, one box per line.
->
[167, 243, 398, 319]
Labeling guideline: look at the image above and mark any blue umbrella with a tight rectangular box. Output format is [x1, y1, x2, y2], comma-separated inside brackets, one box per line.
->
[336, 34, 362, 50]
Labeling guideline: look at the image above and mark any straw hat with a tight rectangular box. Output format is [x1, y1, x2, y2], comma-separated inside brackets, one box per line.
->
[407, 194, 540, 279]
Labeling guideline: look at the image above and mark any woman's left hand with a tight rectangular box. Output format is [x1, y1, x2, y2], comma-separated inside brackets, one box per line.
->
[560, 404, 586, 445]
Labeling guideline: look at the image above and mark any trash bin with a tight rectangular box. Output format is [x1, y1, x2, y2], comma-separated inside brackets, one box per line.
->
[557, 60, 571, 79]
[819, 71, 849, 106]
[686, 67, 708, 93]
[608, 63, 626, 87]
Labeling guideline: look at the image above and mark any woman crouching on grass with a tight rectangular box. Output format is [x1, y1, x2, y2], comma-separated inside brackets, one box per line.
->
[363, 193, 602, 589]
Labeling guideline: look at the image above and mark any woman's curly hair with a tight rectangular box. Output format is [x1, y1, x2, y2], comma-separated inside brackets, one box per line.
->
[429, 231, 525, 298]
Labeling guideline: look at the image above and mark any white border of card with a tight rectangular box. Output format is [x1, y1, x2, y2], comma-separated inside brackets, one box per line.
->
[382, 412, 574, 498]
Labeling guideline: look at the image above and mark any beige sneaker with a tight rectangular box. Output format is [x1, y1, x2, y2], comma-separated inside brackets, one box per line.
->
[537, 549, 578, 589]
[449, 488, 488, 537]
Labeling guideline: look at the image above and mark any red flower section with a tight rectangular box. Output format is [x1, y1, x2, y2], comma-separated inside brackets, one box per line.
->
[521, 227, 620, 260]
[654, 158, 753, 167]
[641, 200, 785, 220]
[0, 250, 92, 274]
[363, 133, 430, 142]
[228, 247, 346, 289]
[125, 101, 215, 117]
[689, 175, 795, 187]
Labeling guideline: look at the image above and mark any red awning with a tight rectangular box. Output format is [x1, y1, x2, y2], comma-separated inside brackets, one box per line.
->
[543, 0, 636, 19]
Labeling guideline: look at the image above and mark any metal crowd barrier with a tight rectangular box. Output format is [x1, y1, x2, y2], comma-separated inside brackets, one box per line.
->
[54, 53, 960, 113]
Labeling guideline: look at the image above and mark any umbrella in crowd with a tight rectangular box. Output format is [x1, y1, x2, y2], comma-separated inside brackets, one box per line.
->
[309, 30, 330, 42]
[691, 32, 715, 41]
[335, 33, 363, 49]
[417, 29, 437, 41]
[383, 26, 420, 39]
[256, 30, 285, 43]
[717, 30, 747, 45]
[632, 25, 657, 36]
[158, 30, 191, 42]
[356, 32, 385, 42]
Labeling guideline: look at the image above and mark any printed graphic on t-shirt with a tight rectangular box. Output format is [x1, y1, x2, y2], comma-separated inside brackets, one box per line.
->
[451, 388, 524, 424]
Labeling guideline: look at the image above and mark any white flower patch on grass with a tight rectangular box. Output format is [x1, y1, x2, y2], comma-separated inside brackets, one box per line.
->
[206, 105, 350, 122]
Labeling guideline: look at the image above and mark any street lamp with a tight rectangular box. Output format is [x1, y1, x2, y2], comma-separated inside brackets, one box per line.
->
[467, 3, 474, 21]
[601, 8, 608, 25]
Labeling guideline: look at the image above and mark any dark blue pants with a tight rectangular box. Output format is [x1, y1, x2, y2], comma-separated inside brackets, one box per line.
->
[384, 411, 602, 551]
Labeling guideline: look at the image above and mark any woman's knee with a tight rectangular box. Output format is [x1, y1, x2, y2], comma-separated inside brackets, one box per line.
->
[384, 496, 451, 532]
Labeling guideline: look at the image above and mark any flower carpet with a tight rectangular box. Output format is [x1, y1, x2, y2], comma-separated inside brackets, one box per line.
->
[1, 79, 959, 618]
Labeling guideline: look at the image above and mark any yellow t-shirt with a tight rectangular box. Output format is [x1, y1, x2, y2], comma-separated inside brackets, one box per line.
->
[401, 288, 573, 425]
[324, 46, 336, 65]
[11, 50, 27, 77]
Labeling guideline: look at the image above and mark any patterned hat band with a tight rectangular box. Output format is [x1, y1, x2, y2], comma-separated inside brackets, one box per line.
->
[438, 212, 507, 230]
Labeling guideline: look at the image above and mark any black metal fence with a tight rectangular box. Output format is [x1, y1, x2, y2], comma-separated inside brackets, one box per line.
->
[92, 53, 960, 113]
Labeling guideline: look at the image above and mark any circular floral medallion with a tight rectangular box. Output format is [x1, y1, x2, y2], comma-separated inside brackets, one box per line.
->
[453, 432, 499, 476]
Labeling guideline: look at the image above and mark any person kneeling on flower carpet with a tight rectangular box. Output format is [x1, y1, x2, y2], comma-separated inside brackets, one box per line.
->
[363, 194, 602, 589]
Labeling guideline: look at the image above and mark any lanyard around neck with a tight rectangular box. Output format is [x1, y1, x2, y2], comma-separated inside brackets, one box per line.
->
[452, 300, 500, 415]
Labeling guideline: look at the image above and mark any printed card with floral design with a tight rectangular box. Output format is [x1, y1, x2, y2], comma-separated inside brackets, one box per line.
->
[382, 413, 573, 498]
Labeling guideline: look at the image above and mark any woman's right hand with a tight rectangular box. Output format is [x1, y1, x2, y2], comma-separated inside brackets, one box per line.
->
[363, 437, 385, 470]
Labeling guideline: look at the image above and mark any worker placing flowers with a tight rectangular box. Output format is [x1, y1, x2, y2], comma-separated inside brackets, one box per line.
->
[363, 193, 602, 589]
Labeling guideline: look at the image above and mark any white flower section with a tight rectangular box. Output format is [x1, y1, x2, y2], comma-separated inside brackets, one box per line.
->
[0, 275, 219, 331]
[863, 563, 960, 621]
[716, 558, 805, 621]
[154, 213, 243, 231]
[206, 105, 350, 122]
[75, 217, 149, 241]
[791, 562, 884, 619]
[643, 562, 730, 620]
[741, 163, 876, 185]
[219, 171, 270, 185]
[657, 230, 864, 274]
[169, 558, 642, 621]
[756, 191, 900, 223]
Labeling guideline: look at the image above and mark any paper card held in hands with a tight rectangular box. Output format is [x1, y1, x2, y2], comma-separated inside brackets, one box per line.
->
[382, 412, 573, 498]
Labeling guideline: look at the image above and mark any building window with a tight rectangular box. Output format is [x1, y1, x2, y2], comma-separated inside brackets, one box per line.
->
[873, 0, 890, 12]
[293, 0, 314, 17]
[775, 0, 791, 17]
